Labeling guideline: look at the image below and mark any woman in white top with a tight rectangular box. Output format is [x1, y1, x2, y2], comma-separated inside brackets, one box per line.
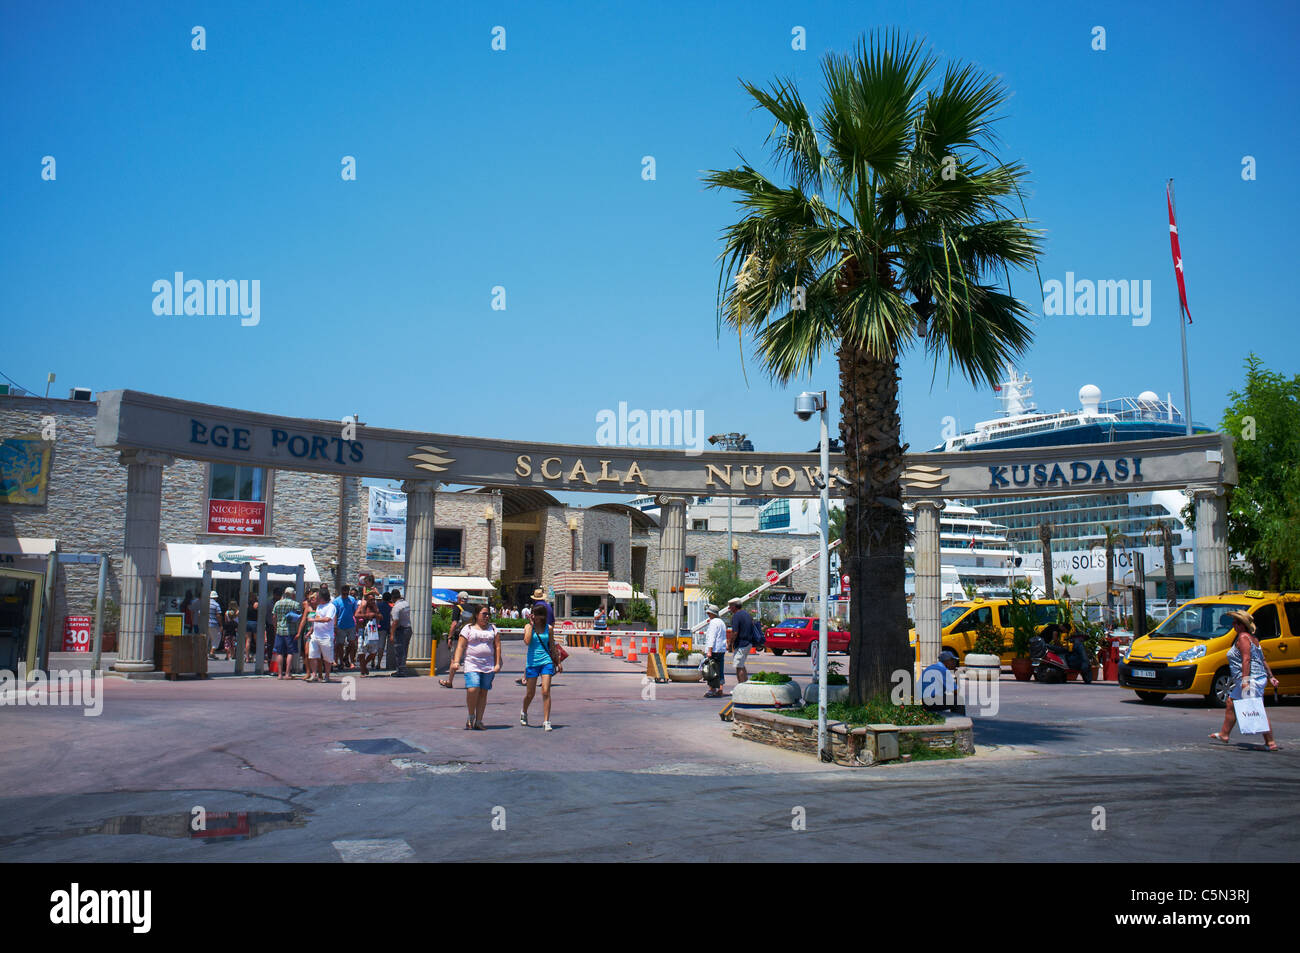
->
[450, 605, 501, 730]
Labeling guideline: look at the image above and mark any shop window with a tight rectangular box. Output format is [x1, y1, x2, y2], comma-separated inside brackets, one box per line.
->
[433, 529, 463, 568]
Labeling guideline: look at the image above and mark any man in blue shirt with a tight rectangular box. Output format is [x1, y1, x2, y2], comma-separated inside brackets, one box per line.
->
[333, 584, 358, 670]
[919, 650, 961, 710]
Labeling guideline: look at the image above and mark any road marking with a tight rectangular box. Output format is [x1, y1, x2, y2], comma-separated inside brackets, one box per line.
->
[332, 838, 414, 862]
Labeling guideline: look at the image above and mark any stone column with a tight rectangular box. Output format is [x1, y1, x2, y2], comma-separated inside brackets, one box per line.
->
[913, 500, 944, 668]
[655, 496, 687, 632]
[113, 450, 173, 674]
[1192, 487, 1230, 598]
[402, 479, 437, 673]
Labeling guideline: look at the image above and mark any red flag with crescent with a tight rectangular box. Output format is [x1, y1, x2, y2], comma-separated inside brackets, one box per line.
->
[1167, 182, 1192, 324]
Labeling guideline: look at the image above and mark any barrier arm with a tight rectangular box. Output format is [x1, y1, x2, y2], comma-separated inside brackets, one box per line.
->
[686, 539, 842, 634]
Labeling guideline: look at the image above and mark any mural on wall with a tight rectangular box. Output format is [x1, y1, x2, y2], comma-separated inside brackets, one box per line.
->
[0, 436, 52, 505]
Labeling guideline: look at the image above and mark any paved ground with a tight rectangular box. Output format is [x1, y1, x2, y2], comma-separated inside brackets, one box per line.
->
[2, 644, 1296, 862]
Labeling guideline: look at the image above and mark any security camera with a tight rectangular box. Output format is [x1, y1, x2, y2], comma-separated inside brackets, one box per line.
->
[794, 392, 822, 421]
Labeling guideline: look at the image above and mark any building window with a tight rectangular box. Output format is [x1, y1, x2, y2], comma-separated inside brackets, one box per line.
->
[523, 542, 536, 577]
[758, 499, 790, 531]
[685, 555, 697, 573]
[692, 519, 708, 530]
[433, 528, 463, 568]
[206, 464, 269, 535]
[599, 541, 614, 573]
[771, 558, 791, 575]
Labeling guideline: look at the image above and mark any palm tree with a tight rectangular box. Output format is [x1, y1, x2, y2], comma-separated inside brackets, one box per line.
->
[705, 32, 1042, 702]
[1144, 519, 1178, 605]
[1058, 573, 1078, 600]
[1038, 521, 1055, 600]
[1102, 525, 1129, 623]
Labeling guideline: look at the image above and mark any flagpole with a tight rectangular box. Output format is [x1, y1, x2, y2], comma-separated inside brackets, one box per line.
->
[1169, 179, 1193, 436]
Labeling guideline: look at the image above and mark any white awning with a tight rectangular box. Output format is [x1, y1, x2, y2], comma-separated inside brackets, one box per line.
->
[609, 581, 635, 599]
[160, 543, 321, 583]
[430, 575, 495, 592]
[0, 537, 57, 556]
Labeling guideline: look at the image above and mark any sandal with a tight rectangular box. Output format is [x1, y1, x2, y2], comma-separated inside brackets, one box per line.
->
[438, 679, 453, 688]
[1208, 732, 1230, 743]
[472, 720, 486, 731]
[1267, 742, 1281, 751]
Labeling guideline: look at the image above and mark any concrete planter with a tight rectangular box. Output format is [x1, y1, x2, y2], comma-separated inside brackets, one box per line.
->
[666, 653, 704, 682]
[732, 708, 975, 766]
[731, 679, 802, 707]
[802, 680, 850, 706]
[963, 653, 1002, 678]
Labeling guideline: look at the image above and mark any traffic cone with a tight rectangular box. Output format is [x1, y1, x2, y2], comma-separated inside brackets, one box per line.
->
[627, 640, 638, 663]
[614, 637, 623, 658]
[640, 636, 649, 658]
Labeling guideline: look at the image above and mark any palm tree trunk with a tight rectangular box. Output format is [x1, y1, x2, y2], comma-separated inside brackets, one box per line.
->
[838, 343, 911, 705]
[1105, 541, 1115, 623]
[1039, 523, 1054, 600]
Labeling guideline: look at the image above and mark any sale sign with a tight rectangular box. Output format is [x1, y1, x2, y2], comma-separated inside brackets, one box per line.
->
[208, 499, 266, 535]
[63, 614, 93, 652]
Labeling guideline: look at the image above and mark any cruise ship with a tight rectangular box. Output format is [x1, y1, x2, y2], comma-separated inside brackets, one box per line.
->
[941, 370, 1209, 601]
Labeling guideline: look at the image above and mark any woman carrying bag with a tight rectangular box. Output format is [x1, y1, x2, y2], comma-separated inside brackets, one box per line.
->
[520, 603, 563, 731]
[1210, 610, 1280, 750]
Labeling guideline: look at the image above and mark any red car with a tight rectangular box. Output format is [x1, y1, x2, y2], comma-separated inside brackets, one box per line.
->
[762, 617, 850, 657]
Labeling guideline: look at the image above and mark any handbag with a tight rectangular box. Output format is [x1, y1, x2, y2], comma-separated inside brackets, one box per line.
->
[1234, 693, 1270, 735]
[545, 629, 568, 666]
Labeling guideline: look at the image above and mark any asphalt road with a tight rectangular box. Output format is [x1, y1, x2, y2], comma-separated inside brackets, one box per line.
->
[2, 645, 1296, 862]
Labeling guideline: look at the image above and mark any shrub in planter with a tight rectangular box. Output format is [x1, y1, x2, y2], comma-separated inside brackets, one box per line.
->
[748, 670, 792, 684]
[972, 622, 1003, 657]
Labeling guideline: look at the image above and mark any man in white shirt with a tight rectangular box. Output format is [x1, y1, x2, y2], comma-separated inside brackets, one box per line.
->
[308, 585, 337, 683]
[703, 604, 728, 698]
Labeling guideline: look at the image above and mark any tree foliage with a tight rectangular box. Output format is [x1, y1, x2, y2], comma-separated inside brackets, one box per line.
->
[700, 559, 763, 607]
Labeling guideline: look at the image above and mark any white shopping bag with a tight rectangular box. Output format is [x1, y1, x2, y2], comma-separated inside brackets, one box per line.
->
[1235, 693, 1270, 735]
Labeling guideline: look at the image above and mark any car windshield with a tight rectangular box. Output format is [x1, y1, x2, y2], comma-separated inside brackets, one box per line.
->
[1152, 603, 1250, 639]
[940, 606, 969, 627]
[777, 618, 811, 628]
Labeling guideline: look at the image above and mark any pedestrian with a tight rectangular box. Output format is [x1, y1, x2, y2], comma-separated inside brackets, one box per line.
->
[306, 586, 336, 683]
[520, 603, 558, 731]
[449, 604, 501, 730]
[271, 586, 300, 680]
[181, 589, 195, 633]
[1060, 621, 1093, 684]
[918, 649, 962, 710]
[530, 587, 555, 628]
[295, 588, 317, 678]
[1210, 610, 1281, 750]
[355, 590, 381, 676]
[388, 589, 412, 677]
[375, 590, 393, 670]
[593, 606, 607, 631]
[207, 589, 223, 659]
[333, 584, 358, 670]
[222, 601, 239, 661]
[727, 596, 760, 685]
[244, 593, 260, 663]
[609, 605, 619, 622]
[438, 591, 472, 688]
[702, 604, 728, 698]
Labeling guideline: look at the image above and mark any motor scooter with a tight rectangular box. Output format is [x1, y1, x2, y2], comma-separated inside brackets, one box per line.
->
[1028, 634, 1069, 683]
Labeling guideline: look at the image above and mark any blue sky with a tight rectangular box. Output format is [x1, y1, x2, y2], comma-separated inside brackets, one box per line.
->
[3, 0, 1297, 498]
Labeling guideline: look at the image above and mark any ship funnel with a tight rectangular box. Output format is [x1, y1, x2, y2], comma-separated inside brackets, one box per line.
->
[1079, 384, 1102, 416]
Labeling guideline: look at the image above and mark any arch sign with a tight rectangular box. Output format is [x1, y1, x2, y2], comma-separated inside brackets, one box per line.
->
[94, 390, 1235, 499]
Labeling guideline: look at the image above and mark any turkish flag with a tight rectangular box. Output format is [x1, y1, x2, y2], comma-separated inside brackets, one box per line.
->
[1167, 182, 1192, 325]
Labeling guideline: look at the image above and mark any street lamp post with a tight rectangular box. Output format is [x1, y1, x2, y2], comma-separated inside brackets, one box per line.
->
[795, 391, 830, 762]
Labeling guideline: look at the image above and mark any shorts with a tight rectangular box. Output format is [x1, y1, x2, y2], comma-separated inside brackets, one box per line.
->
[525, 664, 555, 679]
[361, 637, 379, 654]
[309, 636, 335, 661]
[733, 645, 751, 669]
[336, 627, 358, 644]
[273, 634, 299, 656]
[463, 671, 495, 690]
[246, 621, 258, 634]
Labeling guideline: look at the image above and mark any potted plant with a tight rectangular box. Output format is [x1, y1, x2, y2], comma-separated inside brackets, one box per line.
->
[965, 622, 1004, 680]
[665, 643, 704, 682]
[802, 661, 849, 706]
[733, 670, 802, 707]
[1005, 585, 1037, 681]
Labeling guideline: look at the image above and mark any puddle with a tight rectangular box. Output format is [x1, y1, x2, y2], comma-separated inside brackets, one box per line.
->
[339, 738, 425, 755]
[0, 808, 309, 849]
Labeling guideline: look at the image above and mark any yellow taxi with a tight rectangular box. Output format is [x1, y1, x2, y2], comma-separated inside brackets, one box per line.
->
[1119, 590, 1300, 705]
[909, 597, 1062, 663]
